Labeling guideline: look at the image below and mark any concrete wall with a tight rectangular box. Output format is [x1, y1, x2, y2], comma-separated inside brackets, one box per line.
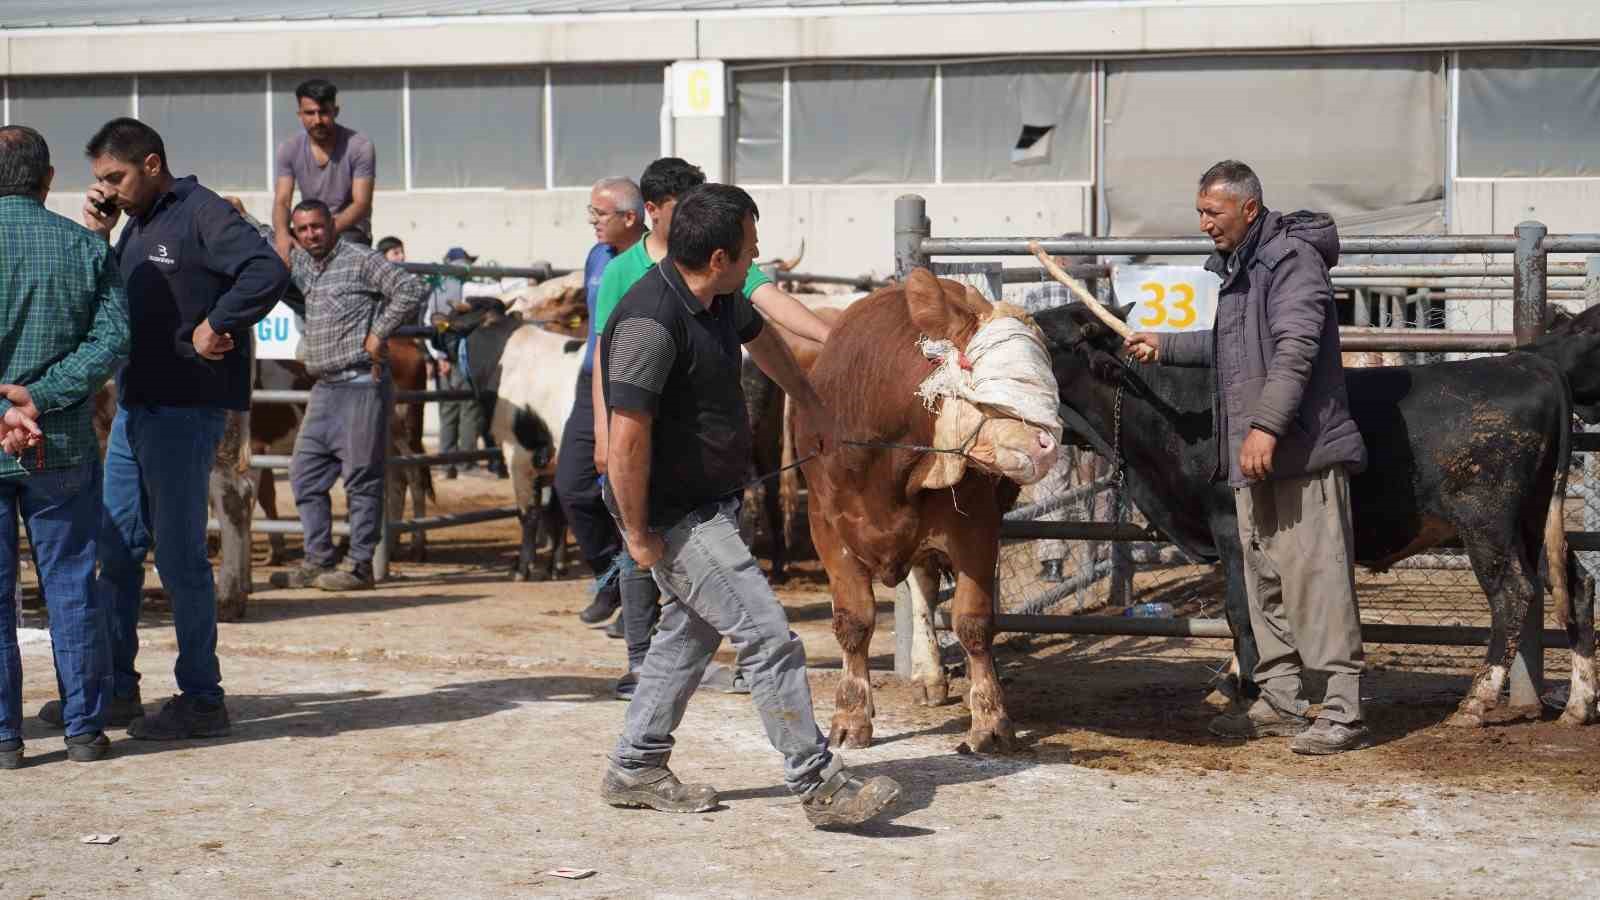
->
[41, 182, 1091, 280]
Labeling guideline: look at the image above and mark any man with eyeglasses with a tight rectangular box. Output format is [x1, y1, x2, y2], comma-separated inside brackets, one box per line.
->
[559, 177, 646, 631]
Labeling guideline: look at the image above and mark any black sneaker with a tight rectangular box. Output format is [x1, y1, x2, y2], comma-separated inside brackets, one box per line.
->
[38, 688, 144, 730]
[802, 768, 902, 828]
[444, 467, 458, 480]
[271, 562, 336, 589]
[128, 695, 232, 741]
[315, 563, 375, 592]
[600, 765, 717, 813]
[65, 731, 111, 762]
[604, 614, 626, 639]
[614, 671, 638, 701]
[579, 584, 621, 625]
[0, 738, 20, 769]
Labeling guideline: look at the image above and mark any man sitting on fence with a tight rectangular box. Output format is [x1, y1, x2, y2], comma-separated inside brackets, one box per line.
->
[273, 199, 426, 592]
[1125, 159, 1370, 755]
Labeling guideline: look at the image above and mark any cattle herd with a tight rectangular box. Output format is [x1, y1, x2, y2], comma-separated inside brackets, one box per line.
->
[189, 256, 1600, 750]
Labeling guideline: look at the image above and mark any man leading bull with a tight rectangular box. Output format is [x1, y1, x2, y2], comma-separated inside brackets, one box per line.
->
[1125, 160, 1370, 755]
[598, 183, 901, 826]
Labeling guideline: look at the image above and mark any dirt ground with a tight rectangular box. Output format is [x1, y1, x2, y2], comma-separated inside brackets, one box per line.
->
[5, 476, 1600, 899]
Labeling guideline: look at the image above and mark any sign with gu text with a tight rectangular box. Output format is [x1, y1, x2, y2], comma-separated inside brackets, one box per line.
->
[254, 302, 302, 360]
[1112, 265, 1222, 333]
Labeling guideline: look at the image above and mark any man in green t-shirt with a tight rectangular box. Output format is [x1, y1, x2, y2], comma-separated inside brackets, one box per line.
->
[592, 157, 831, 699]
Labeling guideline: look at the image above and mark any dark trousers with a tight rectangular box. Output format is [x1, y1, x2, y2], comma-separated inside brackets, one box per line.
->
[555, 370, 622, 574]
[289, 377, 392, 568]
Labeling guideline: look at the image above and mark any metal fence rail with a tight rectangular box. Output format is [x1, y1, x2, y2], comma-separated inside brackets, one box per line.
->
[219, 384, 522, 581]
[891, 192, 1600, 704]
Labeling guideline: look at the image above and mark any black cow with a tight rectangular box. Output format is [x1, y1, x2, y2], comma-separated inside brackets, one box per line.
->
[1035, 302, 1599, 728]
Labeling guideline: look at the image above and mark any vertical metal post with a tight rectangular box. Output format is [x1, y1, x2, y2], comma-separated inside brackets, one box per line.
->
[894, 581, 914, 679]
[893, 194, 930, 678]
[1513, 221, 1548, 347]
[1509, 221, 1548, 708]
[894, 194, 930, 278]
[375, 424, 392, 584]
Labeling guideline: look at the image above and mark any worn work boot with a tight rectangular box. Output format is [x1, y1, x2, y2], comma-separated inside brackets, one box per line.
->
[600, 765, 718, 813]
[1209, 698, 1312, 739]
[0, 738, 20, 769]
[65, 731, 111, 762]
[1290, 718, 1373, 755]
[613, 671, 638, 701]
[270, 562, 336, 589]
[39, 688, 144, 730]
[802, 768, 903, 828]
[315, 563, 375, 592]
[579, 584, 621, 625]
[128, 695, 232, 741]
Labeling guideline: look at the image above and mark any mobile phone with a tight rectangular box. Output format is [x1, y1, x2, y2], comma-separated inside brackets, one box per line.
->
[93, 197, 117, 217]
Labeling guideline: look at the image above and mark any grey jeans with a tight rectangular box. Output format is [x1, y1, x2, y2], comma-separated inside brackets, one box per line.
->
[1234, 465, 1365, 724]
[612, 499, 838, 795]
[289, 375, 392, 567]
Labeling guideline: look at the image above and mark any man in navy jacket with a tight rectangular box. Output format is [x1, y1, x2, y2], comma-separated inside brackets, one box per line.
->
[82, 118, 288, 741]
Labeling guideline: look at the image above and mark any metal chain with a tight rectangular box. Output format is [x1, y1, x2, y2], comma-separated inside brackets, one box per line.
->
[1111, 381, 1127, 525]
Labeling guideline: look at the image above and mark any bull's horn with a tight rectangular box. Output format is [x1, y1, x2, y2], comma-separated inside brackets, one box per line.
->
[1029, 241, 1134, 341]
[779, 238, 806, 272]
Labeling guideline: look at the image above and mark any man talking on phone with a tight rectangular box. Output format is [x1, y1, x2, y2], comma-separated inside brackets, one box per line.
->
[82, 118, 288, 742]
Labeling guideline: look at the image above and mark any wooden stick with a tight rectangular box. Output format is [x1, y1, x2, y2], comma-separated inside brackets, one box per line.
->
[1028, 240, 1134, 340]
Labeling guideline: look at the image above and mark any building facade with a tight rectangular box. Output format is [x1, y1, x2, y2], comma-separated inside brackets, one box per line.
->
[4, 0, 1598, 275]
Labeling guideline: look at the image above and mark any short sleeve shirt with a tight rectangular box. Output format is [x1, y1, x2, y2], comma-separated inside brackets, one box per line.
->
[274, 126, 376, 243]
[601, 257, 765, 528]
[591, 232, 771, 339]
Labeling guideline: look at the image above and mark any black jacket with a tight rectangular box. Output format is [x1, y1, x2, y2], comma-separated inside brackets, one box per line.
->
[114, 176, 289, 410]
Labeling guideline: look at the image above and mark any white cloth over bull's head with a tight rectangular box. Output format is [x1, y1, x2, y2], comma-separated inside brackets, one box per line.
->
[908, 282, 1062, 490]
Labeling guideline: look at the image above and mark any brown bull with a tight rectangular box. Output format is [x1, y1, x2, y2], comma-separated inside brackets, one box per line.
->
[798, 270, 1059, 752]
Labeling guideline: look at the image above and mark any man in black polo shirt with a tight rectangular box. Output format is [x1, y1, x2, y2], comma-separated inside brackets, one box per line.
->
[598, 184, 901, 828]
[82, 118, 288, 741]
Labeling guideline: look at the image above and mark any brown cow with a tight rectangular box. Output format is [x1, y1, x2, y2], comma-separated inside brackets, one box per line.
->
[798, 270, 1060, 752]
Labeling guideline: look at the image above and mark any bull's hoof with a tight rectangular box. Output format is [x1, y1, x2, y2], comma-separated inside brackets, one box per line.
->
[828, 712, 874, 749]
[1446, 706, 1487, 728]
[912, 677, 950, 707]
[217, 602, 247, 623]
[960, 718, 1018, 754]
[1559, 702, 1598, 727]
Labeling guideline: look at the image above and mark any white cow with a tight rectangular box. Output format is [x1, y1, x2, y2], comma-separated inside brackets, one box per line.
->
[446, 302, 585, 579]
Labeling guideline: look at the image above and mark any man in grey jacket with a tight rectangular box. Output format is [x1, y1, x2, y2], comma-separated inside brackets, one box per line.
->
[1126, 160, 1370, 755]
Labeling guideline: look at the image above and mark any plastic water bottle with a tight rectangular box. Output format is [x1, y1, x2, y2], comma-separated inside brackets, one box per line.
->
[1122, 601, 1175, 618]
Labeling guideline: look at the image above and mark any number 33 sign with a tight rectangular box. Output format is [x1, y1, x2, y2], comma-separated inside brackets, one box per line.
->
[1111, 265, 1221, 333]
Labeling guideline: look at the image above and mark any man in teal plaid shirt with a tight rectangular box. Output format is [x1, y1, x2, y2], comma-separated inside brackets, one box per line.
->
[0, 125, 130, 769]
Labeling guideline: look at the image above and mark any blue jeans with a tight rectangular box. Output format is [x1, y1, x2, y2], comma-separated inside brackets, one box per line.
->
[0, 460, 107, 741]
[98, 404, 228, 702]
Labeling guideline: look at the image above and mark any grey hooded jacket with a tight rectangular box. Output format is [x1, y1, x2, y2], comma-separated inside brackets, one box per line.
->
[1161, 209, 1368, 487]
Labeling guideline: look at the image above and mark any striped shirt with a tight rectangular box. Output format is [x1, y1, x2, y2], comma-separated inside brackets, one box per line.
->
[0, 196, 130, 478]
[288, 240, 426, 378]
